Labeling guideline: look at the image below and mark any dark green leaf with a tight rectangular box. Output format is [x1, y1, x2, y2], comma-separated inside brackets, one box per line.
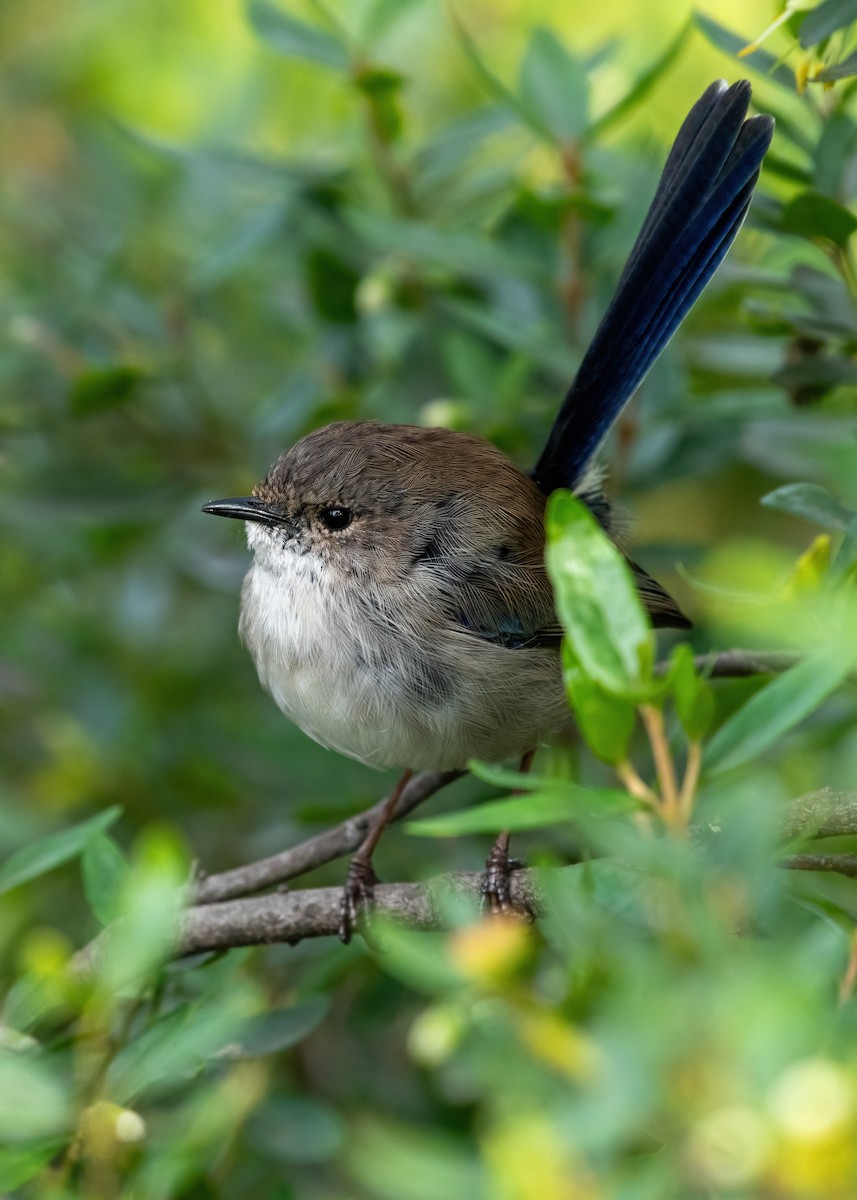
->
[81, 832, 128, 926]
[518, 28, 588, 142]
[545, 491, 654, 696]
[811, 48, 857, 80]
[305, 246, 360, 323]
[221, 997, 329, 1058]
[779, 191, 857, 246]
[762, 483, 855, 531]
[705, 648, 857, 773]
[694, 13, 796, 89]
[248, 1097, 343, 1164]
[248, 0, 349, 70]
[68, 366, 142, 416]
[800, 0, 857, 47]
[0, 807, 121, 897]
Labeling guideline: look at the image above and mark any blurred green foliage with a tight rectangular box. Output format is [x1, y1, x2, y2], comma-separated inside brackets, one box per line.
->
[2, 0, 857, 1196]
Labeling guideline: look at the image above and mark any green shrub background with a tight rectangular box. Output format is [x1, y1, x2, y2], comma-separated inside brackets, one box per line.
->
[2, 1, 857, 1196]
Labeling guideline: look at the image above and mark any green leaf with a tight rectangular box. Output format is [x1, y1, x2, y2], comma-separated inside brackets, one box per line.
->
[705, 648, 857, 774]
[0, 807, 121, 897]
[779, 191, 857, 247]
[0, 1139, 65, 1191]
[305, 245, 360, 323]
[810, 47, 857, 80]
[407, 785, 631, 837]
[668, 644, 715, 741]
[68, 365, 142, 416]
[834, 511, 857, 572]
[451, 14, 550, 141]
[562, 649, 636, 764]
[518, 28, 588, 142]
[222, 997, 329, 1058]
[247, 0, 349, 70]
[248, 1097, 343, 1164]
[762, 483, 855, 532]
[800, 0, 857, 47]
[545, 491, 654, 696]
[586, 21, 691, 141]
[0, 1052, 71, 1141]
[81, 833, 128, 926]
[694, 13, 796, 89]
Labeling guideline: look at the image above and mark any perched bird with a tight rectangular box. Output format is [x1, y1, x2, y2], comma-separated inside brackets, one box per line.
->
[204, 80, 773, 939]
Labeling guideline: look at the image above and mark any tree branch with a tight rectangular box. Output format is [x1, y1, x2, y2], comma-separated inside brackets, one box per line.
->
[195, 769, 464, 904]
[780, 854, 857, 879]
[195, 652, 800, 905]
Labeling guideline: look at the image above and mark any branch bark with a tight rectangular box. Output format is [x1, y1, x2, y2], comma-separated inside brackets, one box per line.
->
[195, 769, 464, 905]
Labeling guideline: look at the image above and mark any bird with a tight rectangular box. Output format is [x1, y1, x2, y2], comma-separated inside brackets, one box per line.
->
[203, 79, 773, 940]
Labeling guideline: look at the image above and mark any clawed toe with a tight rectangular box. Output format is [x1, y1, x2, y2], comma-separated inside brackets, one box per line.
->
[338, 857, 380, 944]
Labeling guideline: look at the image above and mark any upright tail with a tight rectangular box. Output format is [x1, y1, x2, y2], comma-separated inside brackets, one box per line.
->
[533, 79, 774, 495]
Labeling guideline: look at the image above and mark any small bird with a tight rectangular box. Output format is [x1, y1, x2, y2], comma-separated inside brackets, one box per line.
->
[204, 80, 773, 939]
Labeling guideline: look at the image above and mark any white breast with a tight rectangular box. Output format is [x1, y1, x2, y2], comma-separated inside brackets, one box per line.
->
[238, 536, 570, 773]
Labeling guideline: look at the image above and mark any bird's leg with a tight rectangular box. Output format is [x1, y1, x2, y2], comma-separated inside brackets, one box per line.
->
[482, 750, 535, 919]
[339, 769, 413, 944]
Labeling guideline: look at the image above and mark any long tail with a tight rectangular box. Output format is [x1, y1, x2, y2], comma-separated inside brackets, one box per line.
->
[533, 79, 774, 495]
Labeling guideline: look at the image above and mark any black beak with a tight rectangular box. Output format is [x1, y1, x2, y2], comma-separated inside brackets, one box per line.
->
[201, 496, 284, 528]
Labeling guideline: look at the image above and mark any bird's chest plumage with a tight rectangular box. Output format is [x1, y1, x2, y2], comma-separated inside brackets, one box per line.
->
[238, 553, 568, 772]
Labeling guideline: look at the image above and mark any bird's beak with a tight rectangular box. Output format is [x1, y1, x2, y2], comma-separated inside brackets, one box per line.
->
[201, 496, 285, 528]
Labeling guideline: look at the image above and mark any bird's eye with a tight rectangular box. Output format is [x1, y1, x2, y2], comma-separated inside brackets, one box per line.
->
[320, 506, 352, 531]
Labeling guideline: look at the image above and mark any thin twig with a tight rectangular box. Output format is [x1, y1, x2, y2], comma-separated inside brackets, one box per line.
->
[780, 853, 857, 879]
[690, 650, 800, 679]
[640, 705, 681, 827]
[678, 741, 702, 822]
[195, 770, 463, 904]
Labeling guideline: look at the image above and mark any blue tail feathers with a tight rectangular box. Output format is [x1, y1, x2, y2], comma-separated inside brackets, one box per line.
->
[533, 80, 774, 494]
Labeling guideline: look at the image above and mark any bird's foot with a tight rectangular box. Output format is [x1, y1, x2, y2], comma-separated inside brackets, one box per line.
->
[481, 836, 533, 923]
[338, 856, 380, 944]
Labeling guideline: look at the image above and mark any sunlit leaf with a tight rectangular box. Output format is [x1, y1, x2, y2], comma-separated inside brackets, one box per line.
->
[248, 0, 349, 70]
[518, 28, 588, 142]
[810, 47, 857, 80]
[587, 21, 691, 140]
[0, 1139, 65, 1192]
[0, 1052, 71, 1141]
[545, 491, 654, 696]
[562, 650, 636, 763]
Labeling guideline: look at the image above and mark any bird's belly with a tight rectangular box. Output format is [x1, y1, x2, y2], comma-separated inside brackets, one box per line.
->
[239, 561, 568, 771]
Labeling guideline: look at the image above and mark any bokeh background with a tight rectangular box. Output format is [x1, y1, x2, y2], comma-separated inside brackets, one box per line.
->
[3, 1, 857, 1196]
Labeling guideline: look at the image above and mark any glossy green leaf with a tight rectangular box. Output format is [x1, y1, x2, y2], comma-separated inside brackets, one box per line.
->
[668, 644, 715, 741]
[563, 648, 636, 764]
[545, 491, 654, 696]
[407, 785, 631, 836]
[779, 191, 857, 247]
[0, 807, 121, 897]
[705, 648, 857, 773]
[81, 832, 128, 926]
[762, 483, 855, 531]
[248, 0, 349, 70]
[518, 28, 588, 142]
[800, 0, 857, 47]
[248, 1097, 344, 1164]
